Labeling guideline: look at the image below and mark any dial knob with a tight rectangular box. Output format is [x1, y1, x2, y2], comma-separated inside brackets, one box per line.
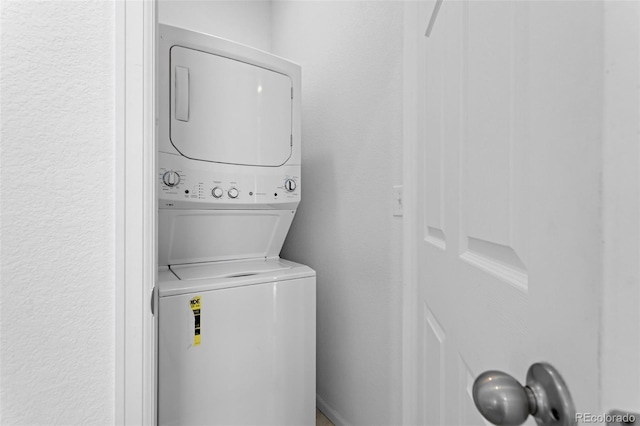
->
[228, 188, 239, 199]
[284, 179, 297, 192]
[212, 187, 223, 199]
[162, 171, 180, 187]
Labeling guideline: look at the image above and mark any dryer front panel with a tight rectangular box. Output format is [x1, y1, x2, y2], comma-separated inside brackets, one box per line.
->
[170, 46, 293, 167]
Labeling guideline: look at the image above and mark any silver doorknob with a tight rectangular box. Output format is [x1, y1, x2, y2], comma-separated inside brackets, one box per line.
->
[472, 362, 575, 426]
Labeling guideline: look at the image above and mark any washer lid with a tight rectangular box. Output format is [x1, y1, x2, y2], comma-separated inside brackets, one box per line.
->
[158, 258, 316, 298]
[170, 46, 293, 167]
[170, 258, 292, 280]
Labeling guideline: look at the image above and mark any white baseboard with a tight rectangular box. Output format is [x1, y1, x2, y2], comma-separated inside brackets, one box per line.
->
[316, 393, 350, 426]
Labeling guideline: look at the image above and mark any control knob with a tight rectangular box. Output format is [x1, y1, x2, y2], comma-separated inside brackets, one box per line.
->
[162, 171, 181, 187]
[211, 187, 223, 199]
[284, 179, 296, 192]
[228, 188, 239, 199]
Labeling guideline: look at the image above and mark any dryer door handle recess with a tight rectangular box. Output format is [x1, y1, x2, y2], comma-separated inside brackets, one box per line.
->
[175, 66, 189, 122]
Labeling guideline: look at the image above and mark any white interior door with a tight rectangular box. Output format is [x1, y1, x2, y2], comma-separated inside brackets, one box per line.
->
[406, 1, 640, 424]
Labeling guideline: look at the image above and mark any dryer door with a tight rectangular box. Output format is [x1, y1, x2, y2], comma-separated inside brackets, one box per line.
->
[170, 46, 293, 167]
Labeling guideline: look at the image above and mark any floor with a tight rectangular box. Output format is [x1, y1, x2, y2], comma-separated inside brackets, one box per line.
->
[316, 408, 334, 426]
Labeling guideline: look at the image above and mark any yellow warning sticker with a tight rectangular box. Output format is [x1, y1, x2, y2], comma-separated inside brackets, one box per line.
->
[190, 296, 201, 346]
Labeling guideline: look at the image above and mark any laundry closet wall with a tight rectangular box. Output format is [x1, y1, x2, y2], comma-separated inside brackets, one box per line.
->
[158, 0, 272, 51]
[1, 2, 116, 424]
[273, 2, 404, 425]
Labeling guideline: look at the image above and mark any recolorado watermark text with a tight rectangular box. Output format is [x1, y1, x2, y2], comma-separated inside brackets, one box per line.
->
[576, 412, 636, 424]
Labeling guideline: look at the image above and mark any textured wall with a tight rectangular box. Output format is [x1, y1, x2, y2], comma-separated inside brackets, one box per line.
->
[158, 0, 272, 52]
[0, 1, 115, 424]
[273, 2, 404, 425]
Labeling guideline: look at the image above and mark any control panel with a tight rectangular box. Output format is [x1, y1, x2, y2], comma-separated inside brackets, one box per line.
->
[158, 154, 301, 209]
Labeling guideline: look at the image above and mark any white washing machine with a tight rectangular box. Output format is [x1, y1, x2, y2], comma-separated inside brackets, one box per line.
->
[158, 259, 315, 425]
[156, 25, 315, 426]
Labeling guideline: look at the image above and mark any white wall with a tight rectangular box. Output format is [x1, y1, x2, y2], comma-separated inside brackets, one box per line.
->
[158, 0, 272, 52]
[272, 2, 404, 425]
[0, 2, 115, 425]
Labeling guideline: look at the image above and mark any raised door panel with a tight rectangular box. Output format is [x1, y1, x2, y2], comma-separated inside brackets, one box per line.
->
[459, 1, 529, 291]
[417, 2, 455, 425]
[422, 303, 446, 426]
[420, 0, 447, 249]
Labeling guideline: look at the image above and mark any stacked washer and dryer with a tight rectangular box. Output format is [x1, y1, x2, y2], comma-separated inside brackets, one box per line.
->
[156, 25, 316, 426]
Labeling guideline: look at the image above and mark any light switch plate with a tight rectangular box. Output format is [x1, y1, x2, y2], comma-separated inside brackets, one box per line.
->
[392, 185, 403, 217]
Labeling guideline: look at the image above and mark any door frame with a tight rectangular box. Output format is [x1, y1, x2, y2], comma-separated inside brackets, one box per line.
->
[115, 0, 157, 424]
